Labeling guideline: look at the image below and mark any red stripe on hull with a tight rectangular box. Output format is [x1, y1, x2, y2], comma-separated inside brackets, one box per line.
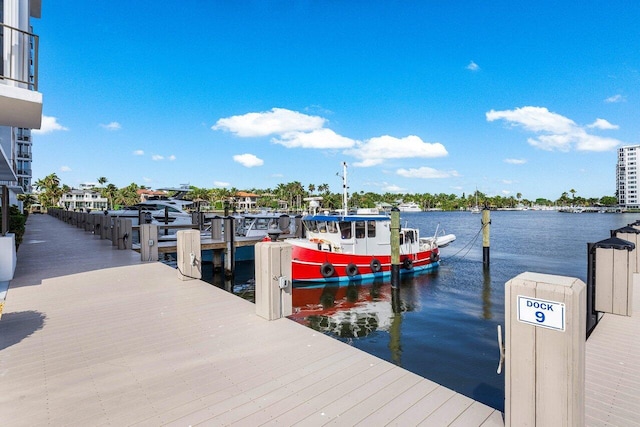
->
[291, 245, 439, 282]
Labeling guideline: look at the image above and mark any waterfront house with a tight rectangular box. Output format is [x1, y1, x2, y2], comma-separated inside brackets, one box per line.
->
[59, 188, 108, 212]
[235, 191, 260, 212]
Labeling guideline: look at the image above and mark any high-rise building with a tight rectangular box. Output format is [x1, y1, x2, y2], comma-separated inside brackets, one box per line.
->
[0, 0, 42, 281]
[616, 144, 640, 208]
[0, 0, 42, 206]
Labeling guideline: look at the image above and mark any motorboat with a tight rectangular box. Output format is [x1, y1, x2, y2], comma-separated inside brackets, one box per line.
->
[397, 202, 422, 212]
[234, 211, 297, 239]
[422, 224, 456, 248]
[287, 163, 440, 284]
[91, 186, 193, 227]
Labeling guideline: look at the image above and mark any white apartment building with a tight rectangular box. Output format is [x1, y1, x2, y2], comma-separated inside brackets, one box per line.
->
[0, 0, 42, 211]
[0, 0, 42, 282]
[616, 144, 640, 208]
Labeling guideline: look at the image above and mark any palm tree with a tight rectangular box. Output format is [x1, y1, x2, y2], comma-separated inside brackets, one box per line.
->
[34, 173, 63, 208]
[103, 184, 118, 209]
[97, 177, 108, 187]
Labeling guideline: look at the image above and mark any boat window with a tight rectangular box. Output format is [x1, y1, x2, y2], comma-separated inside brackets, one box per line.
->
[399, 233, 404, 245]
[327, 221, 338, 234]
[405, 230, 415, 243]
[317, 221, 328, 233]
[367, 221, 376, 237]
[255, 218, 269, 230]
[339, 221, 352, 239]
[355, 221, 366, 239]
[304, 220, 319, 233]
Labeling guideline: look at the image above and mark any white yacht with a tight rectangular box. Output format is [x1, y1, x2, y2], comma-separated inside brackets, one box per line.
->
[397, 202, 422, 212]
[91, 187, 193, 227]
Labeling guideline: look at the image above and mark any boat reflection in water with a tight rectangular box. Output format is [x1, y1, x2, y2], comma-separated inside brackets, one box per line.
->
[289, 273, 427, 342]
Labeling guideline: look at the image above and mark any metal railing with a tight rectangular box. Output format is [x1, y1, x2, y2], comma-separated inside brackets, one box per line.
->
[0, 22, 39, 91]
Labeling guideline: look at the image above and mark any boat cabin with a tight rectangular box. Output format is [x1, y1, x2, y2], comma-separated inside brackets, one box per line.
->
[301, 214, 423, 255]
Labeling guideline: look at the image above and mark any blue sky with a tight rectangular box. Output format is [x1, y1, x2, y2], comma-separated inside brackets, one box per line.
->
[32, 1, 639, 200]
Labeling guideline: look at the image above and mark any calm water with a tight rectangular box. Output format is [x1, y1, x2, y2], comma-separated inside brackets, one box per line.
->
[202, 210, 638, 412]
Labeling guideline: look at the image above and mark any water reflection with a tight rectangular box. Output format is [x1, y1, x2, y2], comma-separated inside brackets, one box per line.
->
[289, 274, 429, 343]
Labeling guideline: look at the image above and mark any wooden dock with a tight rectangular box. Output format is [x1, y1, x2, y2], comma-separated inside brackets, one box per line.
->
[585, 278, 640, 425]
[0, 214, 503, 426]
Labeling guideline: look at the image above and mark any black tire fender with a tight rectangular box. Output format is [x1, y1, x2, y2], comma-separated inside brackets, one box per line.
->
[320, 262, 335, 278]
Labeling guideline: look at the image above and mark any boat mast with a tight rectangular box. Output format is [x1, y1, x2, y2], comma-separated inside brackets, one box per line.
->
[341, 162, 348, 214]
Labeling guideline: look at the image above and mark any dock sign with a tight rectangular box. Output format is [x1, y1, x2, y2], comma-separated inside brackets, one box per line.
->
[517, 296, 565, 331]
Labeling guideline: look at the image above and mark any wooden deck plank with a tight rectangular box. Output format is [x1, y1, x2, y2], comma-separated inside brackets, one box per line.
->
[1, 214, 502, 426]
[585, 272, 640, 426]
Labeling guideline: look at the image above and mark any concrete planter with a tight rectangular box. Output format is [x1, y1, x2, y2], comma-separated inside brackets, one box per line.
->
[0, 233, 17, 281]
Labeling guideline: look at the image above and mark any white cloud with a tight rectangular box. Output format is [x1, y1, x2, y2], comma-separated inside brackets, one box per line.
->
[214, 107, 451, 168]
[213, 108, 325, 137]
[143, 177, 152, 183]
[345, 135, 448, 167]
[396, 166, 459, 179]
[504, 158, 527, 165]
[501, 190, 511, 195]
[382, 183, 406, 193]
[486, 106, 576, 134]
[214, 181, 230, 187]
[151, 155, 164, 161]
[168, 155, 176, 161]
[100, 121, 121, 131]
[33, 116, 69, 134]
[60, 165, 72, 172]
[587, 118, 619, 130]
[605, 94, 625, 103]
[486, 106, 623, 152]
[272, 128, 356, 149]
[466, 60, 480, 71]
[233, 153, 264, 168]
[133, 150, 145, 156]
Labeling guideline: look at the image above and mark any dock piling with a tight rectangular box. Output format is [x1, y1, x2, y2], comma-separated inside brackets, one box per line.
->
[505, 272, 585, 426]
[140, 224, 159, 262]
[176, 230, 202, 280]
[390, 207, 400, 288]
[255, 241, 292, 320]
[482, 207, 491, 267]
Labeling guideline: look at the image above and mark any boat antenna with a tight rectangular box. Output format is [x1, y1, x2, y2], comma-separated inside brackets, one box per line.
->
[338, 162, 348, 214]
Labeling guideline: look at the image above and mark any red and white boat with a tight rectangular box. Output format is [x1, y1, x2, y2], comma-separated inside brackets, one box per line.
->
[288, 163, 442, 284]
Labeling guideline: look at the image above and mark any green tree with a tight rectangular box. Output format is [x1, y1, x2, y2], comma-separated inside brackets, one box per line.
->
[17, 193, 38, 212]
[114, 183, 140, 208]
[34, 173, 63, 208]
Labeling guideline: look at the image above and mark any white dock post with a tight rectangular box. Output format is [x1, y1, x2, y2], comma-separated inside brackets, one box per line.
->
[100, 214, 111, 240]
[176, 230, 202, 281]
[612, 226, 640, 273]
[255, 241, 292, 320]
[110, 217, 119, 246]
[223, 216, 235, 276]
[139, 224, 158, 262]
[211, 216, 222, 240]
[593, 236, 635, 316]
[116, 218, 132, 250]
[505, 272, 585, 427]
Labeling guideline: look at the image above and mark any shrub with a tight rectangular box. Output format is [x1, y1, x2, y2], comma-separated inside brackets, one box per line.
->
[0, 205, 26, 249]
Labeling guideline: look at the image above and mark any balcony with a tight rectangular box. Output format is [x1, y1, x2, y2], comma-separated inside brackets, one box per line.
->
[0, 23, 42, 129]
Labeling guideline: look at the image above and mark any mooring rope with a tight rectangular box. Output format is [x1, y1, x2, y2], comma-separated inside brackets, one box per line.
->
[442, 223, 488, 263]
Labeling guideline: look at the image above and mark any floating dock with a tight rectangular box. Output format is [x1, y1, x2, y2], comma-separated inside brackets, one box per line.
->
[0, 214, 503, 426]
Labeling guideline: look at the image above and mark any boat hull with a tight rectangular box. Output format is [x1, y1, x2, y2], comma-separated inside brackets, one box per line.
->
[291, 245, 439, 284]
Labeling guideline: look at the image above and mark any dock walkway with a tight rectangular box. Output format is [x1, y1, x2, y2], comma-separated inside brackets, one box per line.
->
[0, 214, 503, 426]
